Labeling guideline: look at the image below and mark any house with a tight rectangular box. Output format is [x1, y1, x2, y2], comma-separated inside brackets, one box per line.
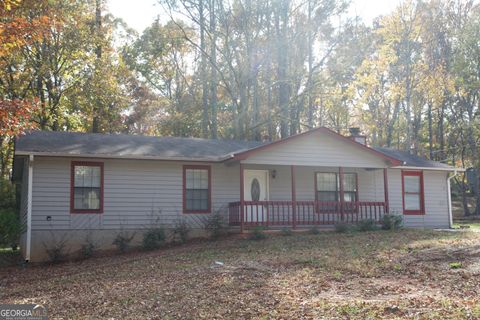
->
[12, 127, 462, 262]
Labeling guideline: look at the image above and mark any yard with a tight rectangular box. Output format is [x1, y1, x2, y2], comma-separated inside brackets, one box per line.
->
[1, 229, 480, 319]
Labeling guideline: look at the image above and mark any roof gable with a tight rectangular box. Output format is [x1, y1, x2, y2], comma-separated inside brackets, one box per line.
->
[231, 127, 402, 167]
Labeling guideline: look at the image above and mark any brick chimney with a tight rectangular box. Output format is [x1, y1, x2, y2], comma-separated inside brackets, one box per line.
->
[348, 127, 367, 145]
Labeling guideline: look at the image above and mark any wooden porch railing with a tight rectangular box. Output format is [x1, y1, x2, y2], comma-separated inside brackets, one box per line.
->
[228, 201, 387, 227]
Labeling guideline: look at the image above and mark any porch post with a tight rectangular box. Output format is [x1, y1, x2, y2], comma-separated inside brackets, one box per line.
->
[383, 168, 389, 214]
[240, 163, 245, 233]
[339, 167, 345, 221]
[291, 165, 296, 229]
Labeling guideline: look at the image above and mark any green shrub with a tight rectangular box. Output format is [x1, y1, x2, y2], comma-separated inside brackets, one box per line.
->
[449, 262, 462, 269]
[142, 227, 166, 250]
[113, 231, 135, 253]
[280, 227, 293, 236]
[334, 222, 353, 233]
[204, 213, 225, 239]
[357, 219, 378, 232]
[81, 242, 95, 258]
[309, 226, 321, 235]
[0, 208, 23, 249]
[249, 226, 267, 240]
[44, 234, 69, 263]
[173, 220, 190, 243]
[381, 214, 403, 230]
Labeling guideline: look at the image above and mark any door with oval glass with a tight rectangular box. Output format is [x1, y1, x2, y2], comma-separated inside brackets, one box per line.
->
[244, 170, 269, 222]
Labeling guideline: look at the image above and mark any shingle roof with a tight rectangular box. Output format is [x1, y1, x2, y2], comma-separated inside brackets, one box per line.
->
[15, 131, 264, 161]
[14, 130, 456, 170]
[373, 147, 454, 169]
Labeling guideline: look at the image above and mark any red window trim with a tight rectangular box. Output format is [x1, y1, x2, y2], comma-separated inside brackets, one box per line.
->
[70, 161, 104, 214]
[314, 171, 359, 203]
[183, 165, 212, 214]
[401, 170, 425, 215]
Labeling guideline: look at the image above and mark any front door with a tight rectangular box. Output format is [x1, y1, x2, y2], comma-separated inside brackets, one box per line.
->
[244, 170, 269, 222]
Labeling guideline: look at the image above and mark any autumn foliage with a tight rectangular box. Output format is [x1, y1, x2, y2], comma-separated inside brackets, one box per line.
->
[0, 0, 48, 137]
[0, 99, 38, 136]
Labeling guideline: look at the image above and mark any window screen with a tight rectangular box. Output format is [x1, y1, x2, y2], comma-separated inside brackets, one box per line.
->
[185, 167, 210, 212]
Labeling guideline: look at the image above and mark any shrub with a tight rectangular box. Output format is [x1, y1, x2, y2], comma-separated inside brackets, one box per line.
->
[113, 231, 135, 253]
[0, 208, 23, 250]
[80, 233, 97, 259]
[249, 226, 267, 240]
[81, 242, 95, 259]
[381, 214, 403, 230]
[309, 227, 321, 235]
[280, 227, 293, 236]
[204, 213, 225, 239]
[173, 220, 190, 243]
[142, 227, 166, 250]
[334, 222, 353, 233]
[357, 219, 378, 232]
[43, 234, 69, 263]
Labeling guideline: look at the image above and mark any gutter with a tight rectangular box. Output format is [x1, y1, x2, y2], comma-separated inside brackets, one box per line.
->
[391, 166, 465, 172]
[447, 170, 459, 229]
[26, 154, 33, 262]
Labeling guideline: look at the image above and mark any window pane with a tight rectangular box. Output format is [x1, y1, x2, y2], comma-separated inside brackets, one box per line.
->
[74, 167, 86, 187]
[317, 173, 337, 191]
[343, 174, 356, 192]
[405, 194, 420, 210]
[186, 199, 193, 210]
[318, 191, 337, 202]
[404, 176, 420, 193]
[90, 167, 101, 187]
[344, 192, 356, 202]
[186, 170, 194, 188]
[74, 188, 86, 209]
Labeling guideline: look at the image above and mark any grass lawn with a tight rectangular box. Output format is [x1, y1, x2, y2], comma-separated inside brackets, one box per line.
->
[1, 229, 480, 319]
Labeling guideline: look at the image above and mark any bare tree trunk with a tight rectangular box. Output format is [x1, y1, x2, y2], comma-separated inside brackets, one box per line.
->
[92, 0, 102, 133]
[209, 0, 217, 139]
[276, 0, 290, 138]
[428, 103, 433, 159]
[199, 0, 209, 138]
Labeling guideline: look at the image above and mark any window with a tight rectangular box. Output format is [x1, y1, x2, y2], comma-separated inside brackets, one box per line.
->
[402, 171, 424, 214]
[183, 165, 211, 213]
[315, 172, 358, 203]
[71, 162, 103, 213]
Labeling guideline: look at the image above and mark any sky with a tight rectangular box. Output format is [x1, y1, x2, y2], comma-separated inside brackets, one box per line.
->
[107, 0, 402, 34]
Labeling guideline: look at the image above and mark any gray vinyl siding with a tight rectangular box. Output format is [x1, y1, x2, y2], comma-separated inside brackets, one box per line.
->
[243, 165, 386, 202]
[387, 169, 450, 228]
[241, 131, 389, 168]
[30, 157, 450, 232]
[31, 157, 239, 231]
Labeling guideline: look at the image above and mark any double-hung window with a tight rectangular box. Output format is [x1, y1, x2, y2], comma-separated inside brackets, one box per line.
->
[183, 165, 211, 213]
[316, 172, 357, 212]
[402, 171, 424, 214]
[71, 162, 103, 213]
[315, 172, 357, 202]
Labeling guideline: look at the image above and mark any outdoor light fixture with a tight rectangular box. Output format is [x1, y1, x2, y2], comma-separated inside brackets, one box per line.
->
[271, 169, 277, 179]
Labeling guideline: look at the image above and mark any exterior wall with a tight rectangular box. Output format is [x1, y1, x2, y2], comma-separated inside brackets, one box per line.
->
[243, 164, 385, 202]
[387, 169, 450, 228]
[31, 157, 239, 232]
[26, 156, 451, 261]
[241, 131, 389, 168]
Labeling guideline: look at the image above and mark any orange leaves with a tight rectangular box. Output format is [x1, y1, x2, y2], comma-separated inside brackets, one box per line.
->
[0, 99, 38, 136]
[0, 0, 51, 58]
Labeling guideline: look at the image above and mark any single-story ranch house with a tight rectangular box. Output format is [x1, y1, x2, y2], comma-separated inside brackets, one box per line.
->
[13, 127, 462, 262]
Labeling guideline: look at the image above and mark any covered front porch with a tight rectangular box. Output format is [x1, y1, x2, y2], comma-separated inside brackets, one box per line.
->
[228, 164, 390, 231]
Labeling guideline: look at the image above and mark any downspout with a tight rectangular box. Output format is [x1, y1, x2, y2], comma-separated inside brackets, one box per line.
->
[447, 170, 458, 229]
[26, 154, 34, 262]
